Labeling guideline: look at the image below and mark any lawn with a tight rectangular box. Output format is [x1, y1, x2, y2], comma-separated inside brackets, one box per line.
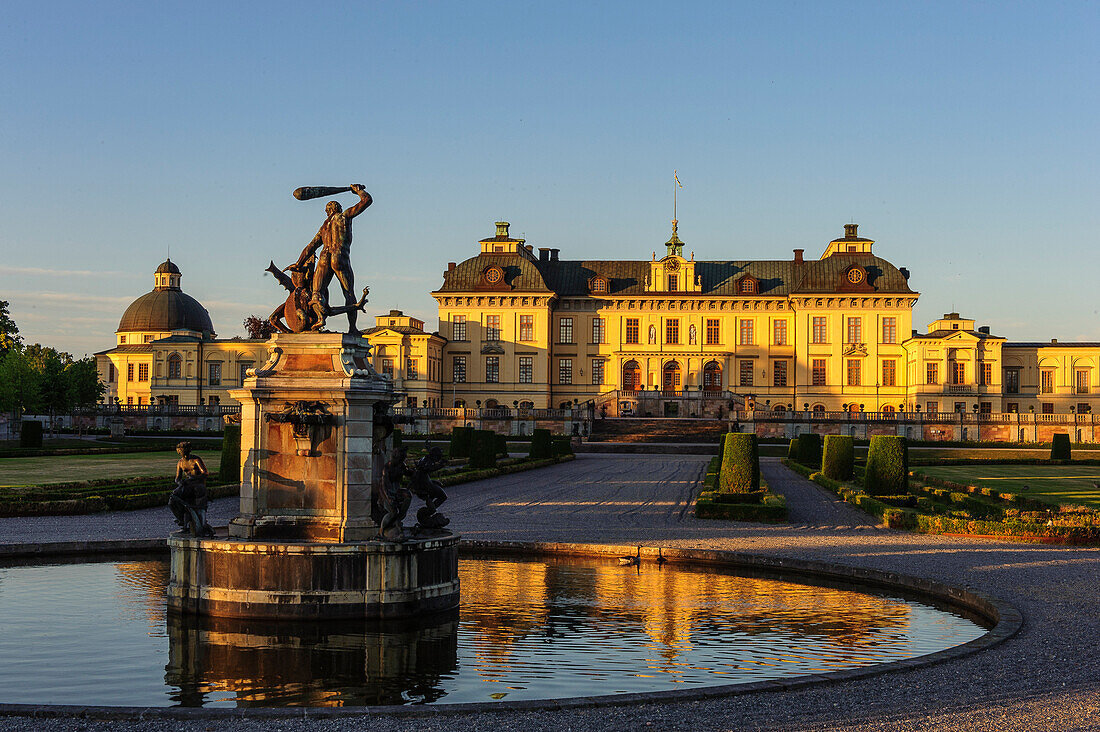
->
[0, 450, 222, 487]
[918, 464, 1100, 509]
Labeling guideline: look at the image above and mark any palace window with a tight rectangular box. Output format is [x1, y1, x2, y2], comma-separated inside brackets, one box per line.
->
[127, 364, 135, 382]
[1042, 402, 1054, 414]
[773, 320, 787, 346]
[705, 319, 720, 345]
[591, 278, 607, 294]
[138, 363, 150, 382]
[773, 360, 788, 387]
[1077, 370, 1090, 394]
[1006, 402, 1019, 413]
[846, 359, 861, 386]
[980, 362, 992, 387]
[167, 353, 182, 379]
[812, 359, 827, 386]
[518, 356, 533, 384]
[559, 358, 573, 385]
[666, 319, 680, 345]
[1005, 368, 1020, 393]
[1041, 370, 1054, 394]
[739, 319, 753, 346]
[926, 363, 939, 385]
[382, 358, 394, 378]
[485, 314, 500, 341]
[981, 402, 992, 413]
[452, 356, 466, 383]
[667, 274, 678, 292]
[882, 359, 896, 387]
[882, 317, 896, 344]
[951, 362, 965, 385]
[406, 359, 418, 380]
[926, 401, 938, 413]
[559, 317, 574, 344]
[519, 315, 533, 341]
[739, 359, 753, 387]
[625, 318, 640, 344]
[239, 362, 252, 385]
[126, 396, 133, 405]
[452, 315, 467, 342]
[485, 356, 499, 383]
[108, 364, 116, 382]
[739, 278, 755, 294]
[119, 335, 126, 344]
[1079, 403, 1092, 414]
[206, 362, 219, 386]
[846, 317, 862, 344]
[592, 317, 605, 344]
[592, 359, 604, 385]
[812, 317, 827, 344]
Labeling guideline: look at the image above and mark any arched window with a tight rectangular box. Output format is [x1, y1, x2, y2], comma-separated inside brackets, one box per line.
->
[662, 361, 681, 392]
[882, 405, 896, 413]
[703, 361, 722, 392]
[167, 353, 182, 379]
[622, 360, 642, 392]
[812, 404, 826, 413]
[485, 399, 499, 409]
[848, 403, 861, 413]
[519, 400, 534, 410]
[454, 399, 466, 408]
[773, 404, 786, 412]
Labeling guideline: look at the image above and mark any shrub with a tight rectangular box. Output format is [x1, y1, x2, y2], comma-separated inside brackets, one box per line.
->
[879, 494, 918, 508]
[864, 436, 908, 495]
[1051, 433, 1072, 461]
[795, 433, 822, 468]
[552, 436, 573, 457]
[219, 424, 241, 483]
[787, 438, 799, 460]
[916, 497, 935, 513]
[468, 430, 498, 470]
[718, 433, 760, 493]
[529, 428, 553, 459]
[493, 433, 508, 457]
[20, 421, 43, 448]
[449, 426, 475, 458]
[822, 435, 854, 481]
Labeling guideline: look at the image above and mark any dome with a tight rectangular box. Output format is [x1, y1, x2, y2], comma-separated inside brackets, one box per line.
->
[117, 290, 214, 334]
[155, 259, 181, 275]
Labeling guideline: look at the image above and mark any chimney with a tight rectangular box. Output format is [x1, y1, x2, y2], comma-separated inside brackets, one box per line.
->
[524, 244, 533, 252]
[550, 248, 560, 261]
[793, 248, 804, 264]
[912, 329, 919, 338]
[844, 223, 859, 238]
[1052, 338, 1059, 344]
[978, 326, 990, 334]
[447, 262, 456, 272]
[538, 247, 551, 262]
[495, 221, 510, 238]
[899, 267, 910, 280]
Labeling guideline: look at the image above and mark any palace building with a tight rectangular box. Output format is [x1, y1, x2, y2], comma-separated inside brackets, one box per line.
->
[96, 224, 1100, 423]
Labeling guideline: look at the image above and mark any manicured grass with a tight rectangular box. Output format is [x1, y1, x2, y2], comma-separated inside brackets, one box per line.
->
[0, 450, 221, 487]
[0, 438, 124, 450]
[918, 464, 1100, 508]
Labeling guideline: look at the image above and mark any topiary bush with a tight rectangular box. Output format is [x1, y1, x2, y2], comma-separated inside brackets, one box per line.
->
[552, 436, 574, 457]
[449, 426, 475, 458]
[219, 424, 241, 483]
[469, 429, 498, 470]
[787, 437, 799, 460]
[718, 433, 760, 493]
[822, 435, 854, 481]
[20, 421, 43, 448]
[864, 435, 908, 496]
[1051, 433, 1072, 461]
[494, 432, 508, 457]
[795, 432, 822, 468]
[529, 428, 553, 459]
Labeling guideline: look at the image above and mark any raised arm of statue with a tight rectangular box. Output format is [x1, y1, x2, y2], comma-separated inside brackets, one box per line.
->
[344, 183, 373, 219]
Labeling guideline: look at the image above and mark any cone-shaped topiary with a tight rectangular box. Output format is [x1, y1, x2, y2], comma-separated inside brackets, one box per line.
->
[787, 437, 799, 460]
[449, 426, 475, 458]
[469, 429, 498, 469]
[529, 428, 553, 459]
[795, 432, 822, 468]
[719, 433, 760, 493]
[219, 424, 241, 482]
[822, 435, 854, 481]
[864, 435, 908, 495]
[1051, 433, 1072, 461]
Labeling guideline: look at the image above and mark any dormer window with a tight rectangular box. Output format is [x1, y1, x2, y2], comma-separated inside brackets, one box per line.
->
[737, 276, 758, 295]
[588, 276, 609, 294]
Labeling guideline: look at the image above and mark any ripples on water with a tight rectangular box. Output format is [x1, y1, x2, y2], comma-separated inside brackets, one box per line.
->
[0, 556, 988, 707]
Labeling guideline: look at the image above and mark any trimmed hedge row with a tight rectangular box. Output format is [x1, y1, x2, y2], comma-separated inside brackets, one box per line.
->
[0, 482, 237, 517]
[695, 491, 787, 522]
[436, 455, 575, 487]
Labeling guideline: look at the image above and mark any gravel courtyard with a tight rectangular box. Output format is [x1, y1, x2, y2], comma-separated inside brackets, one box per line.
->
[2, 454, 1098, 731]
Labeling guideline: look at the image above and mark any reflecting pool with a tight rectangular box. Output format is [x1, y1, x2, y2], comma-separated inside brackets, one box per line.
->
[0, 555, 988, 707]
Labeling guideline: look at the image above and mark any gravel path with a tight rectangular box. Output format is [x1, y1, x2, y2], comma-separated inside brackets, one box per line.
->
[2, 455, 1099, 731]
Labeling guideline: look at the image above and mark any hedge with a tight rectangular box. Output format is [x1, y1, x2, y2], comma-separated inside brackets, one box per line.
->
[437, 455, 575, 487]
[20, 421, 43, 448]
[449, 426, 475, 459]
[795, 433, 822, 468]
[718, 433, 760, 493]
[0, 482, 236, 517]
[469, 430, 498, 470]
[695, 492, 787, 522]
[1051, 433, 1072, 461]
[219, 424, 241, 483]
[529, 428, 553, 460]
[787, 438, 799, 460]
[493, 433, 508, 457]
[822, 435, 854, 481]
[552, 436, 574, 457]
[864, 436, 908, 495]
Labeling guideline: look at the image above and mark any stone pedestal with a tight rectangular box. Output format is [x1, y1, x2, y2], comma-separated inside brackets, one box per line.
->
[167, 332, 459, 620]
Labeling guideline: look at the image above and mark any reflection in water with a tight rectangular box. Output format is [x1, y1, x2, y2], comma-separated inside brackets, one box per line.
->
[0, 556, 988, 707]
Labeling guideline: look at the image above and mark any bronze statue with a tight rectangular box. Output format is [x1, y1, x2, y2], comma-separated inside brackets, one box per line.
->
[410, 447, 449, 534]
[266, 258, 318, 333]
[295, 183, 373, 334]
[377, 445, 412, 541]
[169, 441, 214, 537]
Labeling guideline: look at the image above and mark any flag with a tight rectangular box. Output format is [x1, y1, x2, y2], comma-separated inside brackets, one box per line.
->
[674, 171, 682, 188]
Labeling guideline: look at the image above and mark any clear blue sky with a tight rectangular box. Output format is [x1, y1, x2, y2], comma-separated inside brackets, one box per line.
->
[2, 1, 1098, 355]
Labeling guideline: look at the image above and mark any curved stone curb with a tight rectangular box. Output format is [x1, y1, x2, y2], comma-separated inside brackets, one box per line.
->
[0, 539, 1022, 720]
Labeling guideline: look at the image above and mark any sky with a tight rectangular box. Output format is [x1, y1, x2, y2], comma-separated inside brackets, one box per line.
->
[1, 1, 1098, 356]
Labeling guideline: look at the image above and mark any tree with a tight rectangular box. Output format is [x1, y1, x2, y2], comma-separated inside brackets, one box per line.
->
[0, 350, 39, 427]
[0, 300, 21, 356]
[243, 315, 276, 340]
[64, 357, 105, 409]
